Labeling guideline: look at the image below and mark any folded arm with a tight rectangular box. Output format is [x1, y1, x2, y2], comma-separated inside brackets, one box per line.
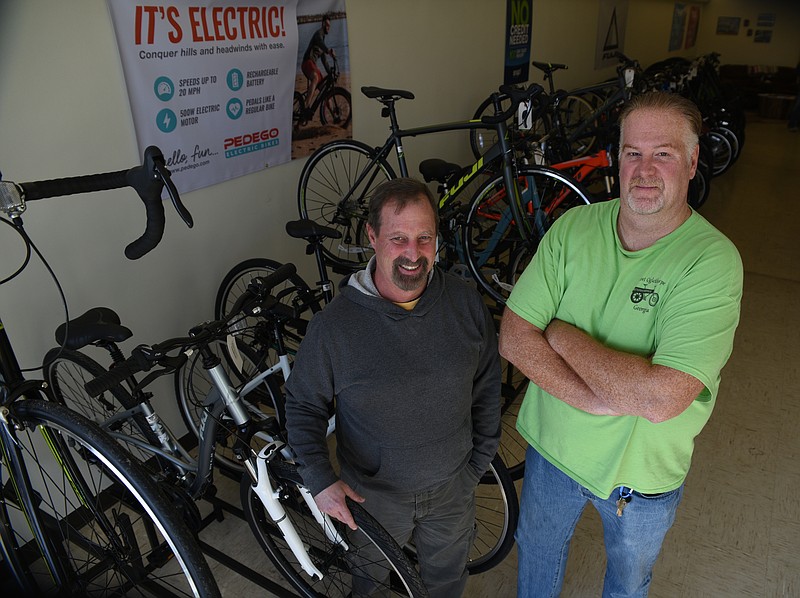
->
[499, 309, 704, 422]
[499, 308, 617, 416]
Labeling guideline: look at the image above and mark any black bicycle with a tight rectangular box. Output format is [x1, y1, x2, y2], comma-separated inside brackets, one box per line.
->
[297, 83, 593, 305]
[0, 147, 219, 596]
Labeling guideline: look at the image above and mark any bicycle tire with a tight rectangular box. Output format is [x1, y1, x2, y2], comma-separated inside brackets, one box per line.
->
[463, 165, 592, 304]
[497, 356, 528, 480]
[174, 336, 284, 475]
[240, 459, 429, 597]
[716, 125, 741, 164]
[555, 94, 598, 158]
[298, 140, 396, 270]
[2, 398, 220, 597]
[688, 161, 710, 210]
[705, 129, 733, 177]
[42, 347, 163, 469]
[690, 136, 714, 210]
[467, 453, 519, 574]
[319, 87, 352, 128]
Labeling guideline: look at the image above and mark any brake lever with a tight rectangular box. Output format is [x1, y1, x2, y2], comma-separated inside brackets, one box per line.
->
[154, 160, 193, 228]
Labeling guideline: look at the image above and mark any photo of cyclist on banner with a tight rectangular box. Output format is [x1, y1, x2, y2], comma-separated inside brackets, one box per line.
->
[292, 1, 353, 159]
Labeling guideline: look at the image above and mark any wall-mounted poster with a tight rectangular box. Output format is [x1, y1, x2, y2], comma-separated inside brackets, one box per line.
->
[716, 16, 741, 35]
[107, 0, 351, 194]
[757, 13, 776, 27]
[685, 6, 700, 49]
[668, 3, 687, 52]
[595, 0, 629, 69]
[504, 0, 533, 85]
[754, 30, 773, 43]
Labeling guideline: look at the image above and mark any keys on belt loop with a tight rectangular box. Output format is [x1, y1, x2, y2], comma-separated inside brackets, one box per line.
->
[616, 486, 633, 517]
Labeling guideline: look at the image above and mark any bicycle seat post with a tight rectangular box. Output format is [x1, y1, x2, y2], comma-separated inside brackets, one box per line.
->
[311, 236, 335, 303]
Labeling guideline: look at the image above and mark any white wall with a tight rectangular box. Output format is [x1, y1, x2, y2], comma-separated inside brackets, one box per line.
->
[1, 0, 798, 404]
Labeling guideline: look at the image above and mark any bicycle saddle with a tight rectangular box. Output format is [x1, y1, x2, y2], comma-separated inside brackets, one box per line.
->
[532, 61, 568, 75]
[419, 159, 462, 186]
[55, 307, 133, 350]
[286, 219, 342, 241]
[360, 86, 415, 102]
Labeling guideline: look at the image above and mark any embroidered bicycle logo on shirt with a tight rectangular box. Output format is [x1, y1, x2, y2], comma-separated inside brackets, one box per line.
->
[630, 286, 660, 307]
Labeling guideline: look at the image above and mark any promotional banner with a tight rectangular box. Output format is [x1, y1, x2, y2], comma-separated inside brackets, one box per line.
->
[108, 0, 350, 194]
[504, 0, 532, 85]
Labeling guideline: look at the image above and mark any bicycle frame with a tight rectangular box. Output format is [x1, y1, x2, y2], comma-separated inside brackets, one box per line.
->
[551, 149, 614, 198]
[338, 89, 544, 241]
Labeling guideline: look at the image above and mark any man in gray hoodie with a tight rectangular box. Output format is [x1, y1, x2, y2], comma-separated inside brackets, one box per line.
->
[284, 177, 501, 597]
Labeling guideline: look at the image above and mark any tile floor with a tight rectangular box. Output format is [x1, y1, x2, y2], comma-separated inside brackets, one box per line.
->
[200, 114, 800, 597]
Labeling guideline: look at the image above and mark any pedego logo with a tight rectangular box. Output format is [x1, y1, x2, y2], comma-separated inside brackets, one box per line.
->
[223, 128, 280, 158]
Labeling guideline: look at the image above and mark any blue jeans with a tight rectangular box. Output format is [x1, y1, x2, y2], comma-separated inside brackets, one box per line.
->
[516, 447, 684, 598]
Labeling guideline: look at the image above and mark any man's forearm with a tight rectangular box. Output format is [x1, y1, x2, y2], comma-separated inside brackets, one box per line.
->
[498, 309, 618, 416]
[544, 319, 703, 423]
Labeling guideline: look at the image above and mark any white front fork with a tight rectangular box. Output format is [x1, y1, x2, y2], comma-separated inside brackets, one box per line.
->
[250, 443, 349, 580]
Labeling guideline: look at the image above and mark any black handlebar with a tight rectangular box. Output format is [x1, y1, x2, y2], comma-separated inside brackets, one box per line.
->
[1, 146, 192, 260]
[481, 83, 544, 126]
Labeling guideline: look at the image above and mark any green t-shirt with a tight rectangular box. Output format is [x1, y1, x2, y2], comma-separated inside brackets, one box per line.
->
[507, 199, 743, 499]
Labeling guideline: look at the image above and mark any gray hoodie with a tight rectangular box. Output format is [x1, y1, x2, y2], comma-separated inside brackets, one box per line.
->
[284, 261, 501, 496]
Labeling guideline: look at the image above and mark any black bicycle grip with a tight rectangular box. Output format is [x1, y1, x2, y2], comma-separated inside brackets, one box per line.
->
[19, 170, 129, 201]
[124, 194, 165, 260]
[84, 359, 143, 398]
[259, 262, 298, 294]
[124, 146, 168, 260]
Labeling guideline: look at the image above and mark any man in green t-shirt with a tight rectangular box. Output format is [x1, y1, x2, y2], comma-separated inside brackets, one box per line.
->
[500, 91, 743, 597]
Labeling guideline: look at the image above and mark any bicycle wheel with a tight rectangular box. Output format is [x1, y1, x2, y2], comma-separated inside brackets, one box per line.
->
[556, 94, 598, 157]
[705, 129, 733, 176]
[175, 337, 283, 474]
[298, 140, 396, 270]
[689, 136, 714, 209]
[42, 347, 162, 468]
[240, 459, 428, 597]
[319, 87, 352, 128]
[463, 165, 592, 304]
[1, 398, 220, 597]
[467, 454, 519, 574]
[716, 125, 741, 164]
[497, 357, 528, 481]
